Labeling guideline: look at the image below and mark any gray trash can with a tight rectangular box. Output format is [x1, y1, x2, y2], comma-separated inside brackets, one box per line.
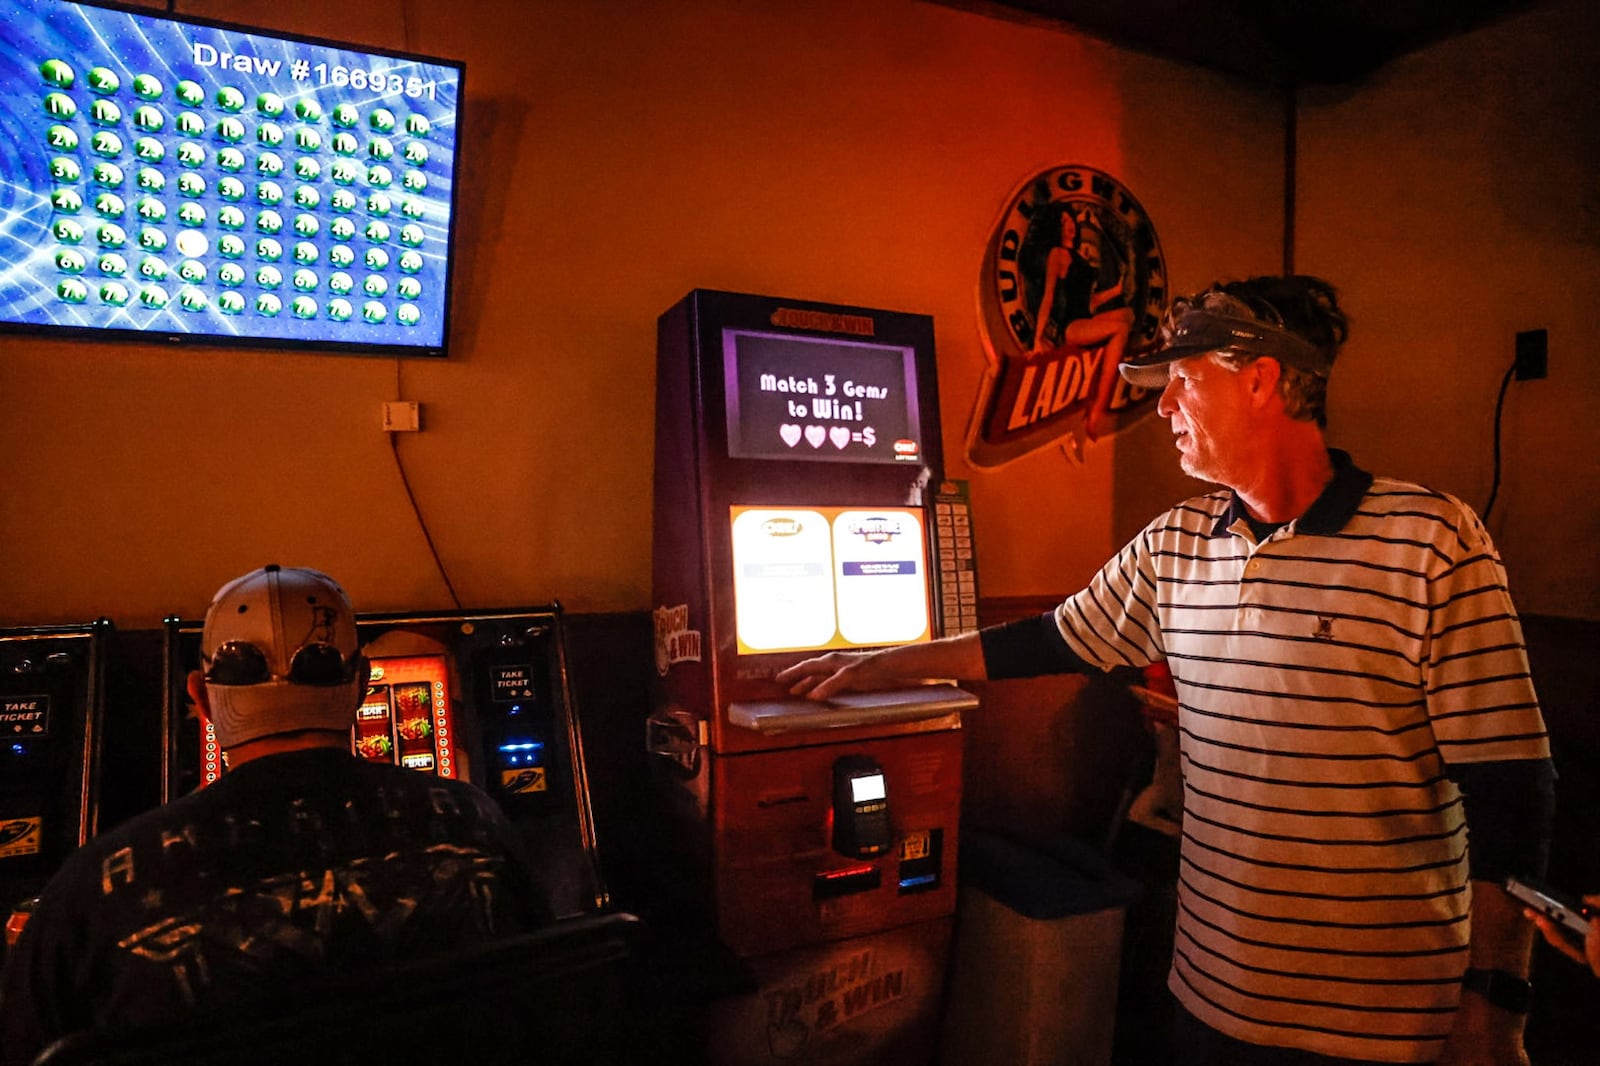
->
[940, 827, 1141, 1066]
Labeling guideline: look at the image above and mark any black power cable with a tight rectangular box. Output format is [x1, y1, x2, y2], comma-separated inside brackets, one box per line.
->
[388, 357, 462, 609]
[1481, 362, 1516, 523]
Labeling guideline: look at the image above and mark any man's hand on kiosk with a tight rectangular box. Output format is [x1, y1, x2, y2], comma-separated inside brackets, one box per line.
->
[777, 652, 882, 701]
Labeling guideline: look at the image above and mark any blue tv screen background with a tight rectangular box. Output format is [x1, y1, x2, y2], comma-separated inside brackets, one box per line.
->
[0, 0, 463, 355]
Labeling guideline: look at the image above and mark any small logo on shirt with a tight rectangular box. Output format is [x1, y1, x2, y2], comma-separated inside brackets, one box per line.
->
[1313, 617, 1336, 641]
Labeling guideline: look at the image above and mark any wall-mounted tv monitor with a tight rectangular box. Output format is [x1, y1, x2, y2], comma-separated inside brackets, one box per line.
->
[722, 329, 925, 465]
[0, 0, 464, 357]
[729, 505, 932, 655]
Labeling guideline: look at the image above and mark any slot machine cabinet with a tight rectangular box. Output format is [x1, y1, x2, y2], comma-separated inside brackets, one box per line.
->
[649, 290, 977, 1064]
[162, 605, 607, 919]
[1, 620, 111, 948]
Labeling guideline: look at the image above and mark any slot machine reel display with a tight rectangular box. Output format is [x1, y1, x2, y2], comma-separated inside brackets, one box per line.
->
[1, 620, 111, 953]
[163, 606, 606, 919]
[651, 291, 977, 1064]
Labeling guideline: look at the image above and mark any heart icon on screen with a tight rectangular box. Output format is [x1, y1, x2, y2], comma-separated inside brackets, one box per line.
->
[804, 425, 826, 448]
[829, 427, 851, 449]
[779, 424, 802, 447]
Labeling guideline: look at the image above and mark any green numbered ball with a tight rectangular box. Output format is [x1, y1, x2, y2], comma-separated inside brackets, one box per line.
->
[176, 142, 205, 167]
[217, 147, 246, 172]
[256, 92, 285, 117]
[218, 235, 244, 259]
[327, 219, 353, 242]
[403, 142, 429, 165]
[293, 241, 319, 264]
[368, 138, 394, 162]
[178, 286, 206, 312]
[41, 59, 75, 89]
[292, 295, 318, 318]
[43, 92, 76, 120]
[99, 281, 130, 305]
[57, 278, 89, 303]
[362, 300, 387, 323]
[94, 192, 126, 217]
[98, 252, 128, 276]
[140, 284, 170, 309]
[216, 86, 246, 112]
[178, 259, 206, 283]
[363, 247, 389, 270]
[55, 249, 87, 273]
[256, 237, 283, 260]
[367, 193, 392, 217]
[331, 132, 358, 156]
[96, 222, 127, 247]
[257, 152, 284, 176]
[217, 205, 246, 230]
[328, 271, 354, 295]
[366, 165, 393, 188]
[396, 303, 421, 326]
[296, 128, 323, 152]
[91, 131, 123, 157]
[369, 108, 396, 133]
[401, 199, 425, 220]
[89, 99, 122, 126]
[295, 157, 321, 181]
[327, 298, 353, 322]
[331, 160, 359, 186]
[256, 181, 283, 206]
[51, 189, 83, 213]
[175, 80, 204, 106]
[399, 224, 425, 247]
[405, 114, 430, 137]
[218, 290, 246, 314]
[363, 275, 387, 297]
[331, 103, 359, 128]
[402, 170, 427, 192]
[46, 124, 79, 150]
[218, 176, 246, 201]
[256, 265, 282, 288]
[132, 74, 162, 100]
[135, 138, 165, 163]
[292, 268, 318, 291]
[293, 213, 319, 237]
[218, 262, 245, 286]
[132, 106, 163, 132]
[92, 162, 124, 187]
[363, 220, 389, 243]
[216, 117, 246, 143]
[86, 67, 120, 94]
[255, 210, 283, 234]
[176, 111, 205, 136]
[294, 186, 321, 209]
[178, 173, 206, 197]
[397, 277, 421, 300]
[256, 293, 282, 316]
[138, 227, 168, 252]
[50, 156, 80, 181]
[53, 219, 85, 243]
[136, 197, 166, 223]
[258, 122, 284, 147]
[295, 98, 323, 122]
[398, 250, 423, 274]
[177, 203, 206, 226]
[331, 189, 357, 213]
[329, 245, 354, 268]
[138, 256, 167, 280]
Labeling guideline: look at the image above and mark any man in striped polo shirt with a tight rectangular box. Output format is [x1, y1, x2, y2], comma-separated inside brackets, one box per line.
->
[779, 275, 1554, 1065]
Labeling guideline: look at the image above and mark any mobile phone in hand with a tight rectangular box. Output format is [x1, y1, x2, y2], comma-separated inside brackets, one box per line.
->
[1506, 874, 1594, 939]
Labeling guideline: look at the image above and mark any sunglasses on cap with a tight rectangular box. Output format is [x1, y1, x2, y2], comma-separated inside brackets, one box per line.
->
[204, 640, 359, 687]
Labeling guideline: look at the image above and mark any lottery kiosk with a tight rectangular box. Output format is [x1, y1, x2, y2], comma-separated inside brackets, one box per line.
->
[650, 290, 978, 1064]
[1, 619, 111, 954]
[163, 605, 607, 920]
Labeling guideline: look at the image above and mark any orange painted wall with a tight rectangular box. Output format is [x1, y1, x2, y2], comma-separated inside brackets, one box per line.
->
[0, 0, 1280, 627]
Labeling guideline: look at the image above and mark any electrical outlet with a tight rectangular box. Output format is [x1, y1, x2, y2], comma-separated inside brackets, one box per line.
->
[1514, 329, 1547, 381]
[382, 401, 421, 432]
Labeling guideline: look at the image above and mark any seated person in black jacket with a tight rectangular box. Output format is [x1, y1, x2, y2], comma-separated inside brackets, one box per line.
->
[0, 565, 549, 1065]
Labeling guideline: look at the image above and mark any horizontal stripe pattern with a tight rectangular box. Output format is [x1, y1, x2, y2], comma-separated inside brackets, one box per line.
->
[1054, 476, 1548, 1062]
